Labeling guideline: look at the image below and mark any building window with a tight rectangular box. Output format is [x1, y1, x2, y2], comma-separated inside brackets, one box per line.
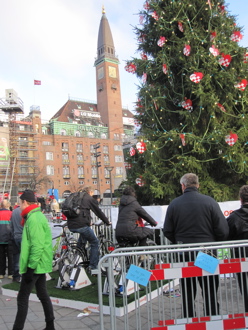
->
[114, 145, 122, 151]
[114, 134, 120, 140]
[20, 165, 27, 174]
[88, 131, 94, 138]
[91, 155, 96, 164]
[61, 129, 67, 135]
[104, 155, 109, 165]
[91, 167, 97, 178]
[46, 165, 54, 175]
[77, 154, 83, 162]
[90, 145, 95, 153]
[46, 152, 53, 160]
[19, 151, 28, 158]
[93, 180, 97, 185]
[75, 131, 81, 137]
[76, 143, 83, 152]
[42, 141, 52, 146]
[78, 166, 84, 178]
[101, 133, 107, 139]
[116, 167, 123, 175]
[63, 166, 70, 176]
[103, 145, 109, 154]
[79, 181, 84, 185]
[115, 155, 122, 162]
[62, 142, 69, 151]
[64, 181, 69, 185]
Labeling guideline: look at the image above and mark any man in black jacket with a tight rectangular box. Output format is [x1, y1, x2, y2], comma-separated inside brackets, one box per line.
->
[163, 173, 229, 318]
[67, 186, 111, 273]
[227, 185, 248, 312]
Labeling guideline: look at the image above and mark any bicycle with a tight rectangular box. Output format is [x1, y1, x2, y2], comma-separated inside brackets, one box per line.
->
[75, 221, 115, 275]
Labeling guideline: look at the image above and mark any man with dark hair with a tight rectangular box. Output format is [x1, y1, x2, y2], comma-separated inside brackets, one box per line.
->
[115, 186, 157, 246]
[67, 186, 111, 273]
[12, 190, 55, 330]
[163, 173, 229, 318]
[227, 185, 248, 312]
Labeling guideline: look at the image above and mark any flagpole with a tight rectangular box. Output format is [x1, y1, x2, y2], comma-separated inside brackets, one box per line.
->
[33, 79, 36, 105]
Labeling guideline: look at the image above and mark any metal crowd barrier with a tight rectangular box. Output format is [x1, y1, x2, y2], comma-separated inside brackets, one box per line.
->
[97, 240, 248, 330]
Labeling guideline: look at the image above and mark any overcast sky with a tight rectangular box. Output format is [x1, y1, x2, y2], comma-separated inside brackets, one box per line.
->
[0, 0, 247, 121]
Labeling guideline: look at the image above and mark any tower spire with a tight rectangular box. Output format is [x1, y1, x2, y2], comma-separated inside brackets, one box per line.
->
[94, 7, 118, 66]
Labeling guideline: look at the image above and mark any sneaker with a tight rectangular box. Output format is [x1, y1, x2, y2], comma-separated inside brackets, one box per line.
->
[0, 275, 4, 279]
[8, 275, 13, 279]
[12, 277, 21, 283]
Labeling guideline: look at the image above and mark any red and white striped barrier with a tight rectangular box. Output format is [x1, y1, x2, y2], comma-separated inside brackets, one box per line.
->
[151, 313, 248, 329]
[150, 258, 248, 281]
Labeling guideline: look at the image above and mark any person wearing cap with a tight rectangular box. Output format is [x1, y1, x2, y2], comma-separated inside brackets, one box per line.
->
[12, 190, 55, 330]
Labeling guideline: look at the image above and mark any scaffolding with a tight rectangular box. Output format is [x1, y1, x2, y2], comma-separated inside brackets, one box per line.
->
[0, 89, 24, 202]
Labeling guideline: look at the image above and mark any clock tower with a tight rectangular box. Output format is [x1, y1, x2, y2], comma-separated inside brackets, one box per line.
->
[94, 7, 123, 140]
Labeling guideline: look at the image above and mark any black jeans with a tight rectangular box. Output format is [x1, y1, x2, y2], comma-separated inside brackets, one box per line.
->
[0, 243, 13, 276]
[180, 250, 219, 318]
[181, 275, 219, 317]
[12, 273, 54, 330]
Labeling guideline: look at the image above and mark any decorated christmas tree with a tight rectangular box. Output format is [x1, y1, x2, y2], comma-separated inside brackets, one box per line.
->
[124, 0, 248, 205]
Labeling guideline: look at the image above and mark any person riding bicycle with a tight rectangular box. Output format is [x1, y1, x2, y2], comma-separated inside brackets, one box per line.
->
[115, 186, 157, 247]
[67, 186, 111, 273]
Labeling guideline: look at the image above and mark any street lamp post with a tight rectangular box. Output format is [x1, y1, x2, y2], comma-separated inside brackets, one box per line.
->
[105, 166, 114, 205]
[93, 143, 101, 197]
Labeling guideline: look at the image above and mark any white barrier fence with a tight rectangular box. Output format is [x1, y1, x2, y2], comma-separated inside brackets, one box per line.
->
[97, 241, 248, 330]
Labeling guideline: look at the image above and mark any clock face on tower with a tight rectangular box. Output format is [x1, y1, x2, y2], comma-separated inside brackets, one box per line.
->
[108, 66, 117, 78]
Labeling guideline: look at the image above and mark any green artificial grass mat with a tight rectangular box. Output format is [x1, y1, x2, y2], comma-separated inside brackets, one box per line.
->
[3, 271, 166, 308]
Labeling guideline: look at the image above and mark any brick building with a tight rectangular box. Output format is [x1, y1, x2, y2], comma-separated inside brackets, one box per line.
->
[0, 8, 135, 202]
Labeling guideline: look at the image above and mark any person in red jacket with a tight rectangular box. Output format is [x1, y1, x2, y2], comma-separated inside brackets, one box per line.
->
[0, 199, 13, 279]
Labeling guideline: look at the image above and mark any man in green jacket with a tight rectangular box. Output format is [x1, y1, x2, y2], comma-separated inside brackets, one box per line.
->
[12, 190, 55, 330]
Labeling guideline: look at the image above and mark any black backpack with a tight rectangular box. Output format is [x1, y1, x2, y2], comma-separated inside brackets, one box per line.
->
[61, 191, 86, 218]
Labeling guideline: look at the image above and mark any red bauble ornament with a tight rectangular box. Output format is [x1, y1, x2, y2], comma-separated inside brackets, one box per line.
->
[180, 133, 186, 146]
[178, 22, 184, 32]
[142, 73, 147, 84]
[130, 147, 136, 156]
[143, 1, 150, 10]
[190, 72, 204, 83]
[219, 53, 232, 67]
[152, 11, 159, 21]
[181, 99, 193, 111]
[157, 36, 167, 47]
[136, 142, 147, 153]
[209, 45, 219, 57]
[141, 52, 148, 60]
[124, 162, 132, 169]
[162, 64, 168, 74]
[234, 79, 248, 91]
[217, 103, 226, 113]
[243, 52, 248, 63]
[230, 31, 243, 42]
[210, 31, 217, 42]
[183, 44, 191, 56]
[136, 177, 145, 187]
[225, 132, 238, 146]
[125, 63, 137, 73]
[139, 15, 144, 25]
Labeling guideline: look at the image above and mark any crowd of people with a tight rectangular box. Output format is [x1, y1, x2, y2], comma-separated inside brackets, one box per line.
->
[0, 176, 248, 328]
